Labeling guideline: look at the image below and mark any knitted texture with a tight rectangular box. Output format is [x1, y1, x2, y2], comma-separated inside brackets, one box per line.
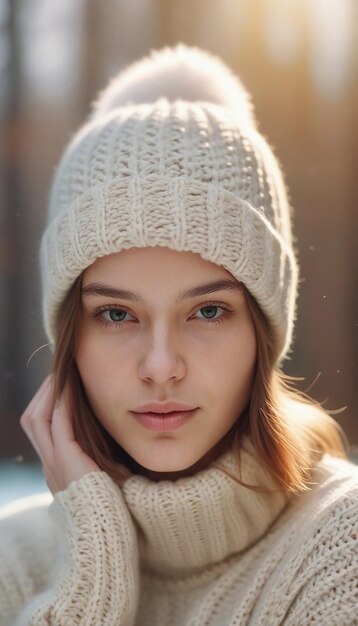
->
[40, 44, 298, 362]
[1, 443, 357, 625]
[0, 472, 139, 626]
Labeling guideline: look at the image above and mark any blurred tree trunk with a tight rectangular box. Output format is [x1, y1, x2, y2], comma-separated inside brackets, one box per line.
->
[1, 0, 29, 458]
[82, 0, 104, 110]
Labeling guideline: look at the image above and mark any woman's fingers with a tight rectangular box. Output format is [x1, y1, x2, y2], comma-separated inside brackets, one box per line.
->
[21, 374, 100, 494]
[20, 374, 55, 466]
[51, 380, 100, 487]
[51, 379, 76, 446]
[20, 374, 52, 425]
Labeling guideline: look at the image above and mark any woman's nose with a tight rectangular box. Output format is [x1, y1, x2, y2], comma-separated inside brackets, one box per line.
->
[138, 327, 186, 384]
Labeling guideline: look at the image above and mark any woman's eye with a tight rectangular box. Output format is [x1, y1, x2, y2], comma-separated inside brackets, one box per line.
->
[106, 309, 129, 323]
[193, 304, 230, 324]
[95, 307, 134, 327]
[94, 302, 231, 328]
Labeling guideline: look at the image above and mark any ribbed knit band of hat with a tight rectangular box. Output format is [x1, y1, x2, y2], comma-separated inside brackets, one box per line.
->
[40, 43, 299, 364]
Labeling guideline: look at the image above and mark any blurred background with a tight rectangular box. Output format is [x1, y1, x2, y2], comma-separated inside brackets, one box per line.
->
[1, 0, 357, 505]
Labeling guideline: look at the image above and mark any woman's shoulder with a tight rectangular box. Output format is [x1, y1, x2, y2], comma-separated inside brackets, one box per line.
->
[0, 492, 60, 620]
[0, 490, 58, 555]
[275, 453, 358, 564]
[310, 452, 358, 505]
[0, 490, 53, 519]
[262, 455, 358, 624]
[314, 450, 358, 482]
[309, 453, 358, 540]
[0, 492, 58, 582]
[0, 491, 55, 543]
[290, 453, 358, 526]
[279, 453, 358, 582]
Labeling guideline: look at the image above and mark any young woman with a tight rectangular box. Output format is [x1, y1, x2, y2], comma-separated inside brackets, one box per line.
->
[1, 44, 357, 626]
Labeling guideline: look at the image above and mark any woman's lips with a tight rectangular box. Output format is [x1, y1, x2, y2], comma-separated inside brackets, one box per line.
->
[130, 409, 198, 432]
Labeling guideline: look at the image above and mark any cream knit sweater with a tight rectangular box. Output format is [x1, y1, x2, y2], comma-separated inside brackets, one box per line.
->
[0, 439, 357, 626]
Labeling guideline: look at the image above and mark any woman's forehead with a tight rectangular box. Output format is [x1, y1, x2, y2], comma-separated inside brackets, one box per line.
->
[84, 247, 235, 281]
[81, 247, 241, 302]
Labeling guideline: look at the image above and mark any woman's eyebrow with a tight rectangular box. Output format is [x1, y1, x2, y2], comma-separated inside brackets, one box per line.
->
[81, 279, 242, 304]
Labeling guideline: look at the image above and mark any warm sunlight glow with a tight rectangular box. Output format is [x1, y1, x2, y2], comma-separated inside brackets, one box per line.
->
[307, 0, 353, 98]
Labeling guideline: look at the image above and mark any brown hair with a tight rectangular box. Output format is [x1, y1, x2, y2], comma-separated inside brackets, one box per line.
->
[52, 270, 348, 493]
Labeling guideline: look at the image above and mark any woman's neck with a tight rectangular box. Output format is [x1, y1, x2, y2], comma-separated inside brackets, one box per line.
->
[121, 436, 290, 577]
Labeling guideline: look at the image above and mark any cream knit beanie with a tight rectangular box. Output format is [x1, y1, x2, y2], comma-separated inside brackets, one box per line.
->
[40, 44, 299, 362]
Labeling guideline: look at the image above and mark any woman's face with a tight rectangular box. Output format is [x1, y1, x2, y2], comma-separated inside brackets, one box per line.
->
[75, 246, 257, 480]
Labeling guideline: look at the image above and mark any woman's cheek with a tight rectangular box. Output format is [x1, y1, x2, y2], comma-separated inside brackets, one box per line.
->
[75, 331, 105, 389]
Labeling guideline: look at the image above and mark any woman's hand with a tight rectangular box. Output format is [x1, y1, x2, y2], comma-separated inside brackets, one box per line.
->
[20, 374, 100, 494]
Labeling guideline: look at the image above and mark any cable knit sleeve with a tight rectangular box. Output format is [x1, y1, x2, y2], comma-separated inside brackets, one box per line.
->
[283, 484, 358, 626]
[13, 471, 140, 626]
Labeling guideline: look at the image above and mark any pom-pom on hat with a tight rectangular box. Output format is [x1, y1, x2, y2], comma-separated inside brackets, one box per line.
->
[40, 44, 299, 363]
[89, 44, 257, 129]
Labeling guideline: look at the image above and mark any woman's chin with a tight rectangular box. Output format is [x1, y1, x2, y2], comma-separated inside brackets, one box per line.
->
[120, 439, 230, 481]
[115, 426, 235, 480]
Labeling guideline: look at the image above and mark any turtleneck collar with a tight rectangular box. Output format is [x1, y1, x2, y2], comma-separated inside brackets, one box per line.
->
[121, 438, 290, 578]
